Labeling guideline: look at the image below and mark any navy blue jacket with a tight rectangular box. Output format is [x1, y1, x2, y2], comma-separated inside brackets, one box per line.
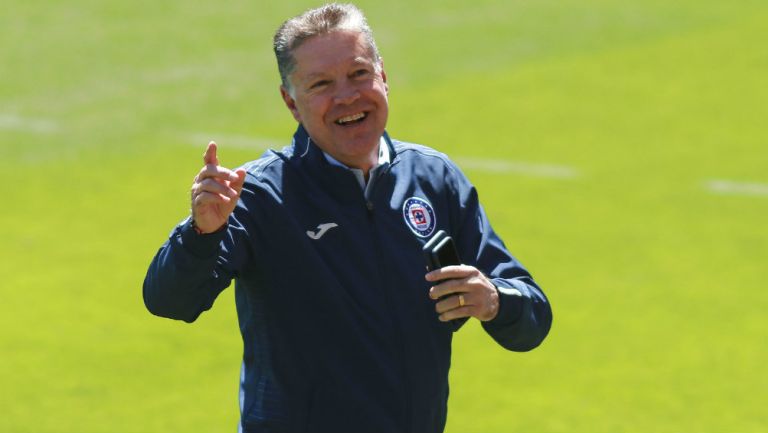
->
[143, 126, 552, 433]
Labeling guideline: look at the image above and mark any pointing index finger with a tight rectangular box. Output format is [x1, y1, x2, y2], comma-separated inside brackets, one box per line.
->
[204, 141, 219, 166]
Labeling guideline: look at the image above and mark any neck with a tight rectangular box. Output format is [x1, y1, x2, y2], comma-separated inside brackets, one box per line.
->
[322, 148, 380, 176]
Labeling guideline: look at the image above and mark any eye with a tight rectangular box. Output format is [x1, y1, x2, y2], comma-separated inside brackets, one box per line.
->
[309, 80, 330, 90]
[351, 68, 370, 78]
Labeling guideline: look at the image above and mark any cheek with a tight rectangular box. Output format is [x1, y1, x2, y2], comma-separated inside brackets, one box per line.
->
[297, 97, 328, 124]
[372, 83, 389, 102]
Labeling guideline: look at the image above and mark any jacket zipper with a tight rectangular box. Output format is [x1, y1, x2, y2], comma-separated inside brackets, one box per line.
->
[364, 167, 414, 433]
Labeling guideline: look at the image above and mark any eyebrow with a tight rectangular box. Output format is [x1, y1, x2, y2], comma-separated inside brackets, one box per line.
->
[304, 72, 328, 81]
[301, 57, 375, 81]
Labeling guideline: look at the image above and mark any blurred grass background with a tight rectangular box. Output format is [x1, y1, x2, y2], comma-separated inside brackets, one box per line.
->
[1, 0, 766, 431]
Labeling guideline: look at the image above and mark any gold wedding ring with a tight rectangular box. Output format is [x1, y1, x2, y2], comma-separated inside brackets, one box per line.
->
[458, 294, 465, 307]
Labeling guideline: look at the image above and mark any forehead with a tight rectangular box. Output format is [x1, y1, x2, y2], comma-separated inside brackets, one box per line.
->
[291, 30, 375, 77]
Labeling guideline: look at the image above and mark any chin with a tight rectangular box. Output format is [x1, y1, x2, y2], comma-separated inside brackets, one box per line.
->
[345, 137, 380, 153]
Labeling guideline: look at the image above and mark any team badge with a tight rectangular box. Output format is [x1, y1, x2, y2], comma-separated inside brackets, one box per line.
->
[402, 197, 436, 238]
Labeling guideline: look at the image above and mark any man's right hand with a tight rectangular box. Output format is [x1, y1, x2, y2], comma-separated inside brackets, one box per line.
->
[190, 141, 247, 234]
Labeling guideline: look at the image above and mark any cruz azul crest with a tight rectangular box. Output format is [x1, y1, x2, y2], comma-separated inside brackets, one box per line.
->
[402, 197, 436, 238]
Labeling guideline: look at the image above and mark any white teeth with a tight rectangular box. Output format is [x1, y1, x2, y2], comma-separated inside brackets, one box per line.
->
[336, 112, 365, 124]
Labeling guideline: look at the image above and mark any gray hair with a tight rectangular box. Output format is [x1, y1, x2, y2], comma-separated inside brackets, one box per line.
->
[273, 3, 382, 93]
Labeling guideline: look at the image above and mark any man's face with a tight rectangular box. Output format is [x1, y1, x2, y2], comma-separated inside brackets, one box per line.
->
[281, 30, 389, 171]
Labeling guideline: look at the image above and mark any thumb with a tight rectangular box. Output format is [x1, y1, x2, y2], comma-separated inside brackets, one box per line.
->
[231, 168, 247, 193]
[203, 141, 219, 166]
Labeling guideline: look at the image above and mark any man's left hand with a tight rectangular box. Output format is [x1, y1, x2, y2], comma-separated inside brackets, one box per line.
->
[426, 265, 499, 322]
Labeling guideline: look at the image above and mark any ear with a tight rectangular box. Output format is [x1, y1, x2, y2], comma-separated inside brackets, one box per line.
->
[280, 85, 302, 123]
[379, 60, 388, 94]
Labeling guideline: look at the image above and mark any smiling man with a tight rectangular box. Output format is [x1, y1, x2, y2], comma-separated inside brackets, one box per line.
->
[279, 29, 389, 173]
[143, 4, 552, 433]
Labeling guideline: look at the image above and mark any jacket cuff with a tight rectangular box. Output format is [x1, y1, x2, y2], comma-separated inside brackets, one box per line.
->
[176, 217, 227, 258]
[485, 279, 526, 327]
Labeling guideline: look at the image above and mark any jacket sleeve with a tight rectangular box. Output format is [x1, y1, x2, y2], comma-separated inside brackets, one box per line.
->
[143, 201, 255, 323]
[448, 161, 552, 352]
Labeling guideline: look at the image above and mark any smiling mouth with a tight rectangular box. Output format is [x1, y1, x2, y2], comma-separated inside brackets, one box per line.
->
[335, 112, 367, 126]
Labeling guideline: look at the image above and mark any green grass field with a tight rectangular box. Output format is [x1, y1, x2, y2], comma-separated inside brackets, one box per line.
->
[2, 1, 766, 431]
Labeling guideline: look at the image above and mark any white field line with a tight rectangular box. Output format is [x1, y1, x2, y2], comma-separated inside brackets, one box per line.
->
[182, 139, 580, 180]
[186, 133, 284, 152]
[0, 114, 59, 134]
[454, 157, 579, 179]
[705, 179, 768, 197]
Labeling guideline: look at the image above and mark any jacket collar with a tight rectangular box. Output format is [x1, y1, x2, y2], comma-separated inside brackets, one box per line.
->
[289, 124, 397, 168]
[287, 124, 396, 204]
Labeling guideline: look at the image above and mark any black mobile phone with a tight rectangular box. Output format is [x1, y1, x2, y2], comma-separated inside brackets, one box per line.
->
[423, 230, 461, 271]
[423, 231, 467, 330]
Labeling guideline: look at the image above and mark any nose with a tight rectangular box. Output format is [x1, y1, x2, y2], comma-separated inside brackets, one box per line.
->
[333, 80, 360, 105]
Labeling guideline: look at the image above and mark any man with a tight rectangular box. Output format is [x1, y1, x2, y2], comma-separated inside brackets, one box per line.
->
[144, 4, 552, 433]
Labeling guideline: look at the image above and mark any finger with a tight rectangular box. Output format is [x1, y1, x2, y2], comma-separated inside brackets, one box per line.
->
[435, 293, 473, 314]
[439, 305, 474, 322]
[428, 278, 466, 300]
[230, 168, 247, 194]
[196, 178, 239, 198]
[193, 190, 233, 206]
[425, 265, 472, 282]
[196, 164, 240, 183]
[203, 141, 219, 166]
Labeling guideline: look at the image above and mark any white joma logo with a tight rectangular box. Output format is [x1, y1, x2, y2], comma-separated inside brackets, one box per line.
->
[306, 223, 338, 240]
